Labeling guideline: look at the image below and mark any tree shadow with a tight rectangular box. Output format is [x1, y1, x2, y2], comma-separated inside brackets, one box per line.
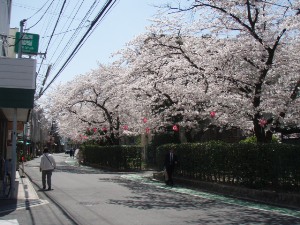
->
[102, 177, 300, 224]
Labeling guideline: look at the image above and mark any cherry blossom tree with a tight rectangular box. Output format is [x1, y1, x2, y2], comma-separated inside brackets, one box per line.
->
[44, 64, 141, 145]
[118, 0, 300, 143]
[118, 34, 217, 134]
[44, 0, 300, 144]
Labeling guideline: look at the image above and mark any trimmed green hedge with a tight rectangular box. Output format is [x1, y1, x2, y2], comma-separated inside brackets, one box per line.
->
[157, 142, 300, 191]
[82, 145, 142, 171]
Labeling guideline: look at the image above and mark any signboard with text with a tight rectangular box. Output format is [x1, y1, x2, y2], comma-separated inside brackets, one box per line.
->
[14, 32, 39, 55]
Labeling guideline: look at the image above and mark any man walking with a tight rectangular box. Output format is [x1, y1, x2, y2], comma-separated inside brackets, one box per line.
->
[164, 149, 178, 186]
[40, 147, 56, 190]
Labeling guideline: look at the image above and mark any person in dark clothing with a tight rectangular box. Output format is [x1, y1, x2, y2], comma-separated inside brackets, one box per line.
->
[164, 149, 178, 186]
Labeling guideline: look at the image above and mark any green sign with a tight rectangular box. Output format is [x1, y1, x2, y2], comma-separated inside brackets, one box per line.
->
[14, 32, 39, 55]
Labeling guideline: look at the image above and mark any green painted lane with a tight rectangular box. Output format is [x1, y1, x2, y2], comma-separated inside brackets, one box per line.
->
[65, 158, 79, 166]
[122, 174, 300, 219]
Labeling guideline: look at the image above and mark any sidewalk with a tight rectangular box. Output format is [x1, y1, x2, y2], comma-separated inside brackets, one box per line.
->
[0, 171, 43, 214]
[13, 171, 39, 200]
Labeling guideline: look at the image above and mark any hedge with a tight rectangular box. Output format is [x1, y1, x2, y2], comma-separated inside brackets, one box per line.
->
[82, 145, 142, 171]
[157, 142, 300, 191]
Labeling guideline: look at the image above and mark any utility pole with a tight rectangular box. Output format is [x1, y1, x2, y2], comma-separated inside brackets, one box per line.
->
[11, 19, 27, 197]
[10, 108, 17, 198]
[17, 19, 26, 59]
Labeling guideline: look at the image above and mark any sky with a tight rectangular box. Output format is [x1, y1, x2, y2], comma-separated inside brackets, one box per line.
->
[10, 0, 163, 95]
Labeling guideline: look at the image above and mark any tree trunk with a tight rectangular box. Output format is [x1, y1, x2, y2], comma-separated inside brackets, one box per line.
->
[265, 130, 273, 143]
[253, 121, 273, 143]
[253, 113, 267, 143]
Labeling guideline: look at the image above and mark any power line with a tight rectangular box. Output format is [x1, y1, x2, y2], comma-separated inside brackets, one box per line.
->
[35, 0, 87, 93]
[26, 0, 50, 20]
[26, 0, 55, 30]
[38, 0, 61, 53]
[43, 0, 67, 54]
[87, 0, 119, 39]
[39, 0, 118, 98]
[37, 0, 92, 87]
[36, 0, 67, 76]
[49, 0, 96, 71]
[47, 0, 84, 65]
[40, 25, 89, 38]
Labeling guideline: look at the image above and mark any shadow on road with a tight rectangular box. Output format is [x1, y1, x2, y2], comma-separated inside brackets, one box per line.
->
[100, 177, 300, 225]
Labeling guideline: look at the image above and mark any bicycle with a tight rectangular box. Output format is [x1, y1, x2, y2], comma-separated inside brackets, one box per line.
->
[2, 159, 12, 197]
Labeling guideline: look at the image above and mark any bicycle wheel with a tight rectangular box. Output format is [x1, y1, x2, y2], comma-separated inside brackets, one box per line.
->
[5, 174, 11, 197]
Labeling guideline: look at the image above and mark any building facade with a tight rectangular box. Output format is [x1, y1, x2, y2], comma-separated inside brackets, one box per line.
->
[0, 0, 37, 198]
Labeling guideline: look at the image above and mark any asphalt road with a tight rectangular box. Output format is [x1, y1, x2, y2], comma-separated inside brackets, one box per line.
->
[1, 153, 300, 225]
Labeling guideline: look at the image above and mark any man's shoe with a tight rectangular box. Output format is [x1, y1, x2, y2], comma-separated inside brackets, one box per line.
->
[47, 187, 51, 190]
[43, 187, 46, 190]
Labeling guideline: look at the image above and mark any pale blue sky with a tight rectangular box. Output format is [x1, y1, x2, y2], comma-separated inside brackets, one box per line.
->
[10, 0, 162, 89]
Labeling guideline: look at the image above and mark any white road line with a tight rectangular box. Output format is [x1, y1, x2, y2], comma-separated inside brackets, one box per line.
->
[0, 219, 19, 225]
[0, 200, 49, 214]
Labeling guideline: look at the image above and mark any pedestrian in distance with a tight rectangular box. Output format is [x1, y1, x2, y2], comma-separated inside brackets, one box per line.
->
[164, 149, 178, 186]
[19, 153, 25, 178]
[40, 147, 56, 190]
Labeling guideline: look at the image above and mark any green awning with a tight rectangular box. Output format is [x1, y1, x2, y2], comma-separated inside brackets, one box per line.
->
[0, 87, 34, 108]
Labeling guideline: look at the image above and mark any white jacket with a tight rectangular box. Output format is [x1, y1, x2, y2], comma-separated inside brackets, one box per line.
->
[40, 153, 56, 171]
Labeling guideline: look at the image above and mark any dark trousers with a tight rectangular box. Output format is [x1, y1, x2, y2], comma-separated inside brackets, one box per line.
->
[166, 165, 174, 185]
[42, 170, 53, 189]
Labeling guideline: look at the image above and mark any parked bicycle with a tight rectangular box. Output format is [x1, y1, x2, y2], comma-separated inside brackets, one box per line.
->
[2, 158, 12, 197]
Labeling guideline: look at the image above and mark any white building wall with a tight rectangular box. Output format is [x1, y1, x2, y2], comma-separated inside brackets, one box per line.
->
[0, 58, 36, 89]
[8, 28, 18, 58]
[0, 0, 12, 57]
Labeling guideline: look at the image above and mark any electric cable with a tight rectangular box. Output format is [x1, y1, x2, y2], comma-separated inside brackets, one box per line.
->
[50, 0, 100, 72]
[26, 0, 55, 30]
[38, 1, 79, 89]
[87, 0, 119, 39]
[45, 1, 65, 51]
[40, 25, 90, 38]
[50, 0, 90, 68]
[36, 0, 98, 91]
[39, 0, 117, 98]
[36, 0, 67, 76]
[49, 0, 87, 68]
[36, 0, 91, 94]
[36, 0, 60, 81]
[39, 0, 60, 53]
[47, 0, 73, 50]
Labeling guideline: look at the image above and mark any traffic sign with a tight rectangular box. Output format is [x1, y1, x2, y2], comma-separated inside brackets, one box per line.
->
[14, 32, 39, 55]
